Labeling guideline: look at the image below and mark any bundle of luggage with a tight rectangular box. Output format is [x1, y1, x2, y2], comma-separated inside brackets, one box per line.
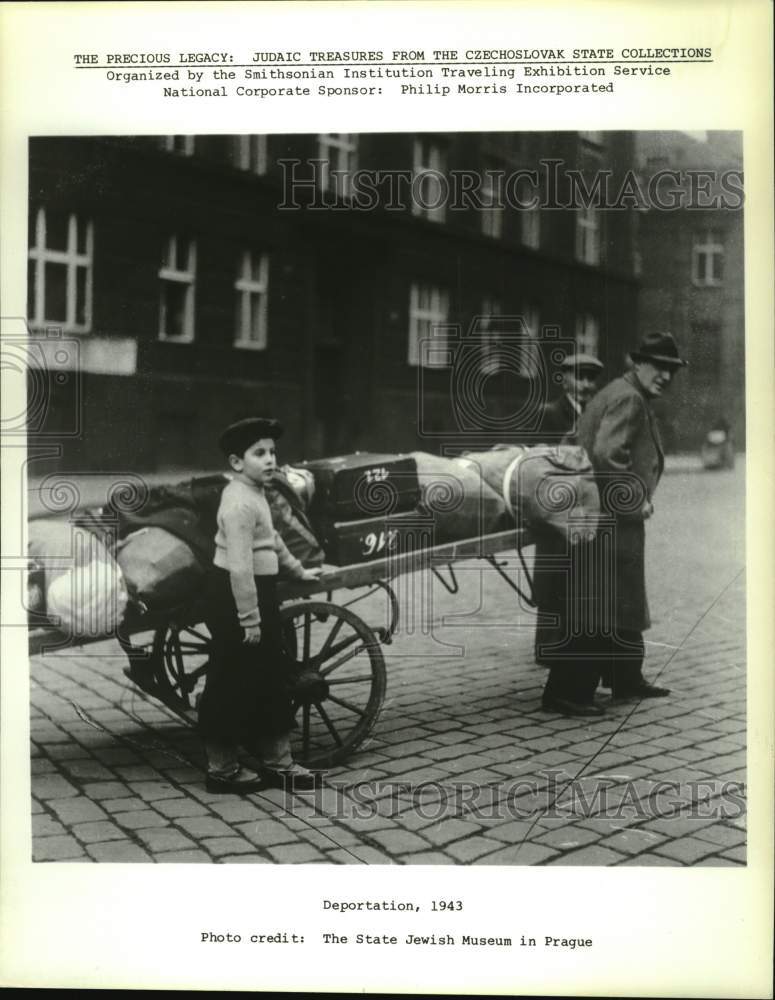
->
[27, 444, 600, 637]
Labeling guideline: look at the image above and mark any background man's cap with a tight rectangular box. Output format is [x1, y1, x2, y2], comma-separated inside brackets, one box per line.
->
[561, 352, 604, 372]
[631, 331, 688, 368]
[219, 416, 284, 457]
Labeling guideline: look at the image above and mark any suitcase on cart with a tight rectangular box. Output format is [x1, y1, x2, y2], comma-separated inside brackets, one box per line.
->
[298, 453, 420, 521]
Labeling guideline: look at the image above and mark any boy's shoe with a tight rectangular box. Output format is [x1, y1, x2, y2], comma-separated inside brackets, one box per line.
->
[259, 762, 322, 792]
[206, 766, 265, 794]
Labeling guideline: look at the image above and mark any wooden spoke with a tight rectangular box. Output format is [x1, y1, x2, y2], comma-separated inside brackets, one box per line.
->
[313, 701, 344, 747]
[326, 675, 376, 685]
[319, 643, 369, 678]
[316, 616, 345, 662]
[327, 694, 368, 718]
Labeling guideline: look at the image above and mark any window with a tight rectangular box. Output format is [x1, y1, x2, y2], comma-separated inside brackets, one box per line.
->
[692, 230, 724, 286]
[575, 205, 600, 264]
[317, 133, 358, 197]
[233, 135, 267, 175]
[520, 303, 541, 375]
[162, 135, 195, 156]
[575, 313, 600, 356]
[521, 204, 541, 249]
[408, 282, 449, 367]
[158, 235, 196, 342]
[27, 208, 93, 332]
[481, 168, 504, 238]
[412, 138, 446, 223]
[579, 131, 604, 145]
[479, 296, 503, 373]
[234, 251, 269, 350]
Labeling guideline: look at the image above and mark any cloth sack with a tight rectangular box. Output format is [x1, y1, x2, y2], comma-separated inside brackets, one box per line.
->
[43, 533, 128, 637]
[502, 444, 600, 541]
[116, 526, 205, 612]
[409, 452, 508, 543]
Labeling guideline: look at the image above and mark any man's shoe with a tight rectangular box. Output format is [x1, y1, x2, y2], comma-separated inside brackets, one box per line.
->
[259, 762, 322, 792]
[541, 696, 605, 718]
[205, 767, 265, 795]
[612, 681, 671, 701]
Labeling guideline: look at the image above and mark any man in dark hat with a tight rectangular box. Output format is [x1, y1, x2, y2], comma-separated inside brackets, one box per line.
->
[570, 331, 689, 703]
[534, 352, 605, 716]
[539, 352, 605, 442]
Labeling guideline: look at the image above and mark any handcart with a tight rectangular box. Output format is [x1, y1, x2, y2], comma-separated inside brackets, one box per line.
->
[28, 527, 534, 769]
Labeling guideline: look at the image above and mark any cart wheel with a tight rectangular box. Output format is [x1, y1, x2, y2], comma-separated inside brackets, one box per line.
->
[152, 623, 211, 711]
[120, 623, 211, 714]
[280, 601, 386, 769]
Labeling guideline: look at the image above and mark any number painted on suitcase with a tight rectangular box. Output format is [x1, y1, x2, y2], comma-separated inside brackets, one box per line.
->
[362, 529, 400, 556]
[364, 466, 389, 484]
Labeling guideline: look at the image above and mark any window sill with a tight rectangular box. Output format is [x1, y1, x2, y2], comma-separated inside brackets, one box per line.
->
[233, 341, 267, 352]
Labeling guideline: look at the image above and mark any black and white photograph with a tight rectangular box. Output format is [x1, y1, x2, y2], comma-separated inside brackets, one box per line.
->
[1, 1, 772, 994]
[23, 128, 747, 867]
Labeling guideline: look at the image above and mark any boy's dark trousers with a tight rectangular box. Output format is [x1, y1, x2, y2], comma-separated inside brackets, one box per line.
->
[198, 568, 295, 749]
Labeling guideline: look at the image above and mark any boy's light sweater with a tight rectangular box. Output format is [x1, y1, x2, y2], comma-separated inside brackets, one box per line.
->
[213, 478, 304, 626]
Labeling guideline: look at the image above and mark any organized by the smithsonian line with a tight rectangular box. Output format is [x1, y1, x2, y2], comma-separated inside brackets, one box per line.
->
[72, 45, 714, 100]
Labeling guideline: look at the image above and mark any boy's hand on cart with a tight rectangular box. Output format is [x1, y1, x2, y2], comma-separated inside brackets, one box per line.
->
[243, 624, 262, 645]
[300, 567, 324, 582]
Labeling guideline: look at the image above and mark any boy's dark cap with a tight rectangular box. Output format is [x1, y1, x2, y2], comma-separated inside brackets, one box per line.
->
[218, 417, 284, 457]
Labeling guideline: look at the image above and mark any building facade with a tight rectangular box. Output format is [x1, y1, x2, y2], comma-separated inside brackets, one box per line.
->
[28, 131, 640, 473]
[635, 131, 745, 451]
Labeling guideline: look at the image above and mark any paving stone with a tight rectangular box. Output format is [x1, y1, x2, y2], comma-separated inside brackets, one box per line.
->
[692, 856, 742, 867]
[86, 840, 153, 862]
[693, 824, 746, 849]
[367, 829, 431, 854]
[201, 837, 258, 857]
[234, 819, 298, 847]
[33, 835, 86, 861]
[114, 809, 170, 830]
[32, 814, 68, 838]
[445, 836, 502, 863]
[80, 781, 135, 800]
[402, 852, 456, 865]
[156, 850, 215, 864]
[71, 821, 130, 844]
[128, 781, 186, 802]
[547, 844, 626, 866]
[652, 837, 720, 864]
[32, 774, 80, 800]
[154, 798, 213, 819]
[474, 842, 559, 865]
[598, 829, 667, 855]
[533, 826, 601, 851]
[174, 815, 235, 838]
[266, 842, 327, 863]
[100, 797, 149, 814]
[48, 796, 108, 824]
[61, 759, 116, 782]
[134, 827, 199, 852]
[410, 818, 482, 847]
[719, 845, 746, 863]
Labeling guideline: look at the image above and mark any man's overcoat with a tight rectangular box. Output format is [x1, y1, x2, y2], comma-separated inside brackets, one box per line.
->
[575, 370, 664, 632]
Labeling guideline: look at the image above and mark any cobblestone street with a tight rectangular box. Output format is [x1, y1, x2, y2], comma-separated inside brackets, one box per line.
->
[29, 463, 747, 866]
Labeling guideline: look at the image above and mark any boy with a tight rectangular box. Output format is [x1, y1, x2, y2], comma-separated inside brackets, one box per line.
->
[200, 416, 322, 793]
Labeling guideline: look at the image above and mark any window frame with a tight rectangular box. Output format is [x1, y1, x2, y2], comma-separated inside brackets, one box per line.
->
[28, 207, 94, 333]
[412, 138, 447, 223]
[575, 312, 600, 357]
[162, 135, 195, 156]
[692, 229, 724, 287]
[408, 280, 450, 367]
[158, 235, 197, 343]
[234, 250, 269, 351]
[575, 205, 601, 265]
[316, 133, 358, 198]
[233, 135, 268, 175]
